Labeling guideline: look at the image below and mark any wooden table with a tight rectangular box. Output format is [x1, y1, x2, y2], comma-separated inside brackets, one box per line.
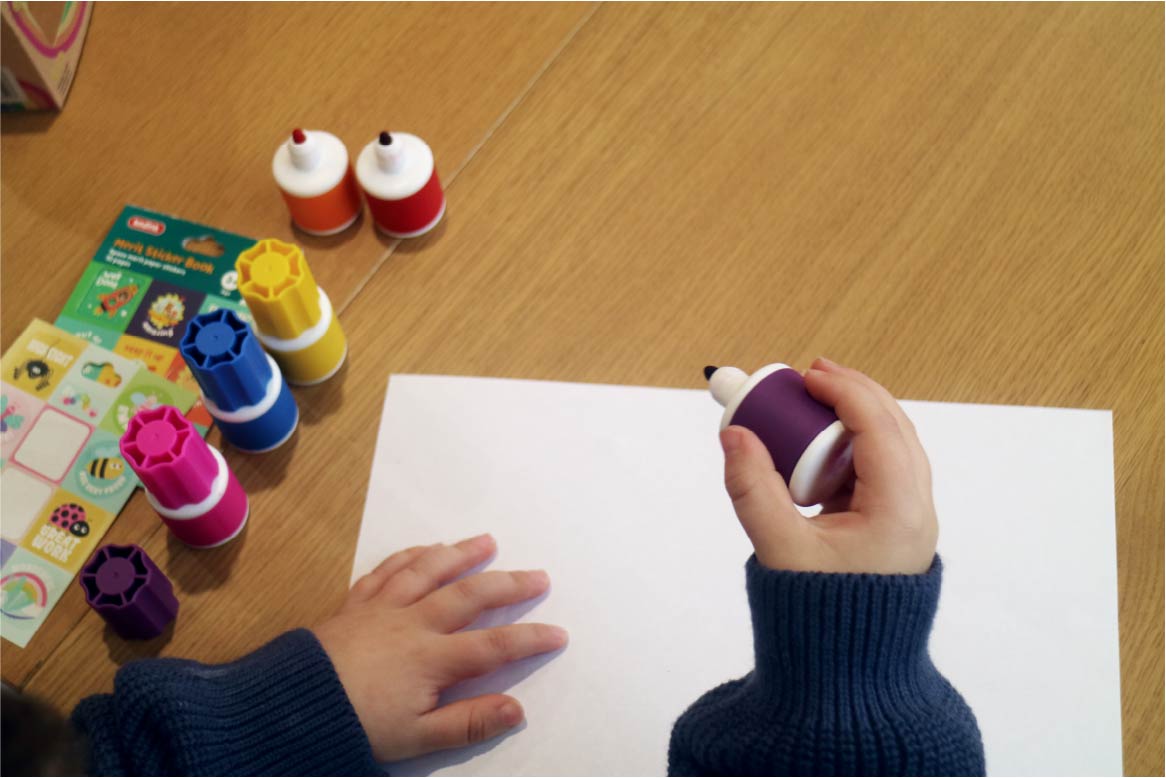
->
[2, 4, 1161, 773]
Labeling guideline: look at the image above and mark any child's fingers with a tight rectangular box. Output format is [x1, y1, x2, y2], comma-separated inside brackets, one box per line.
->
[811, 358, 926, 452]
[437, 623, 568, 683]
[379, 534, 498, 608]
[803, 368, 913, 489]
[414, 694, 525, 754]
[348, 545, 433, 604]
[804, 366, 899, 437]
[811, 358, 912, 429]
[419, 570, 550, 633]
[721, 426, 805, 549]
[809, 359, 932, 484]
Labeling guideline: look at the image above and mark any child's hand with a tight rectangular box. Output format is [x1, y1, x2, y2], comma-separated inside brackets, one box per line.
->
[720, 357, 937, 575]
[314, 535, 567, 763]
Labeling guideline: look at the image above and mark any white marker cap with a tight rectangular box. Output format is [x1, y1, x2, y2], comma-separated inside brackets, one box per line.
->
[374, 132, 408, 174]
[707, 366, 749, 406]
[273, 129, 350, 198]
[355, 131, 435, 201]
[287, 130, 321, 171]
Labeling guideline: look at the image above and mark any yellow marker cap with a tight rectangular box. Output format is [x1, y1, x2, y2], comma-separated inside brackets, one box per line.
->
[235, 239, 347, 385]
[236, 239, 322, 340]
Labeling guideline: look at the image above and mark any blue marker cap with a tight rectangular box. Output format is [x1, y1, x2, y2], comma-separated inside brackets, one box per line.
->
[180, 310, 298, 453]
[181, 310, 271, 411]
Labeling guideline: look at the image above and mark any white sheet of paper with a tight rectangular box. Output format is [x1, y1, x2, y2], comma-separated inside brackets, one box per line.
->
[353, 375, 1121, 777]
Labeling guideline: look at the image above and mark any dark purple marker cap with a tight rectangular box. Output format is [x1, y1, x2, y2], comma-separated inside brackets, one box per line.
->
[729, 368, 838, 483]
[79, 544, 179, 640]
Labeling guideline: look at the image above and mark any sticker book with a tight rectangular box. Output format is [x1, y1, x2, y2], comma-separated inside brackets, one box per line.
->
[56, 205, 259, 405]
[0, 320, 199, 648]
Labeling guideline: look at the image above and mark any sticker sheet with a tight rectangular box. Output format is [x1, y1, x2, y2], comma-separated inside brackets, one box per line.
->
[0, 320, 198, 647]
[56, 204, 258, 405]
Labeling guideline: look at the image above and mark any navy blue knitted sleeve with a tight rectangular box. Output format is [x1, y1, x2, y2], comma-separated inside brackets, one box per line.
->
[71, 628, 384, 776]
[669, 556, 985, 776]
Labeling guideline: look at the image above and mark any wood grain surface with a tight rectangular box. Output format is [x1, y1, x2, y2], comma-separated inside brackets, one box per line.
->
[2, 3, 1161, 774]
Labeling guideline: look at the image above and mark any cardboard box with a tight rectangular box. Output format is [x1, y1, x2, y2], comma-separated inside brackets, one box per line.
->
[1, 2, 92, 112]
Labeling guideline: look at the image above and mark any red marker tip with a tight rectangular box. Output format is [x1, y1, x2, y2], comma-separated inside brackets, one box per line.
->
[291, 128, 307, 144]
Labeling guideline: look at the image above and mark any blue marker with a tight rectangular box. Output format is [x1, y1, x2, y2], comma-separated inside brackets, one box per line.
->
[180, 310, 298, 453]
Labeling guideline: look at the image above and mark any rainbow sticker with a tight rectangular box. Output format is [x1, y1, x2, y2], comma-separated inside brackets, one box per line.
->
[0, 564, 48, 620]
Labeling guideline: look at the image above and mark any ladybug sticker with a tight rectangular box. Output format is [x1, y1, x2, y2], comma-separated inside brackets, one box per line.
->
[50, 503, 90, 538]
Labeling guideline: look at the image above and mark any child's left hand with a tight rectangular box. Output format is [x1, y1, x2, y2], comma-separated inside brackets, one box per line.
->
[314, 534, 567, 763]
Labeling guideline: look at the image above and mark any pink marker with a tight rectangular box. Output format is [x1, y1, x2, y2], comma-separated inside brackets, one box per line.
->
[119, 406, 249, 548]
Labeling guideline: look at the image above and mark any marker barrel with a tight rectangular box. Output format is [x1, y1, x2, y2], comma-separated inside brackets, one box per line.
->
[180, 310, 299, 453]
[236, 239, 347, 385]
[710, 364, 854, 506]
[355, 132, 445, 238]
[273, 129, 362, 235]
[79, 543, 179, 640]
[120, 405, 249, 548]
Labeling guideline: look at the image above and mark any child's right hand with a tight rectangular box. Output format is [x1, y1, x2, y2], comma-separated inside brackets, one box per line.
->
[314, 535, 567, 763]
[719, 357, 938, 575]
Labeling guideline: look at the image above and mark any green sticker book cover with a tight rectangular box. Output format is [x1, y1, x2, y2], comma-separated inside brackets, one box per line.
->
[57, 205, 259, 403]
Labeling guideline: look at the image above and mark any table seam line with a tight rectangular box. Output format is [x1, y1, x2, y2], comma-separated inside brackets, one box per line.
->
[335, 1, 604, 317]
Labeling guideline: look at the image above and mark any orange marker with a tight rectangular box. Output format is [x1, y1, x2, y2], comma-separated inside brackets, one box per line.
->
[272, 128, 362, 236]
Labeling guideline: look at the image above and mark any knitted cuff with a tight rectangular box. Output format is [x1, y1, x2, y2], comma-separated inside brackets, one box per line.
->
[745, 554, 946, 715]
[83, 628, 382, 776]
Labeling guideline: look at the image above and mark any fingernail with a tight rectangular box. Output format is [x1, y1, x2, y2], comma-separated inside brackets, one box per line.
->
[720, 427, 742, 455]
[549, 625, 570, 646]
[816, 356, 839, 369]
[499, 701, 524, 726]
[528, 569, 550, 586]
[472, 533, 494, 547]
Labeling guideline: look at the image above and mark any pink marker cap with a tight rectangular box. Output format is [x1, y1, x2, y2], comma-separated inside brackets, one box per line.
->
[120, 406, 218, 510]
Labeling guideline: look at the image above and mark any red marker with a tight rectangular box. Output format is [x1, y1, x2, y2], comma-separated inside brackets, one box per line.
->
[355, 130, 445, 238]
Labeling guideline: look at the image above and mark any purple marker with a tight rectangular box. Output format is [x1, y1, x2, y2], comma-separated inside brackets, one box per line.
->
[79, 544, 179, 640]
[706, 364, 854, 506]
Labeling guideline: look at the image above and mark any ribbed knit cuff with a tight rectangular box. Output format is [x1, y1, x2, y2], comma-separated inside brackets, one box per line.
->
[73, 628, 382, 776]
[746, 554, 947, 716]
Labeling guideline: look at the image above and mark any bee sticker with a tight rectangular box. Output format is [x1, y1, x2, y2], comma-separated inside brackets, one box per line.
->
[71, 434, 135, 502]
[86, 457, 125, 481]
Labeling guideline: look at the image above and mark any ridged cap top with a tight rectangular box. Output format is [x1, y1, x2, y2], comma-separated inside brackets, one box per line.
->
[180, 310, 272, 410]
[119, 405, 217, 509]
[236, 239, 322, 339]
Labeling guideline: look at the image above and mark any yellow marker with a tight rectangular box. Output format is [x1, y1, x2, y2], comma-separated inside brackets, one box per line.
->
[235, 239, 347, 385]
